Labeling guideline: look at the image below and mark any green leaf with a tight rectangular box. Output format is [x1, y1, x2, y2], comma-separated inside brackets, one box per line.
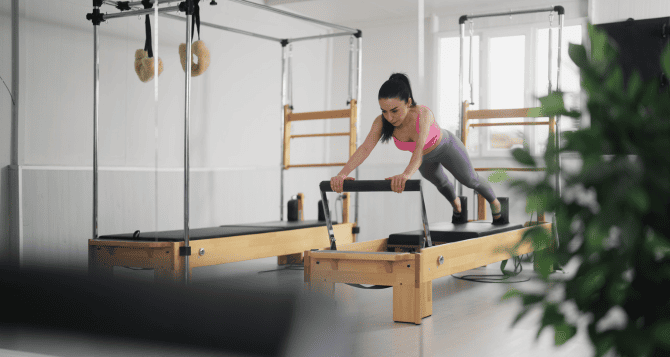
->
[568, 43, 589, 69]
[488, 169, 511, 184]
[593, 334, 616, 357]
[627, 186, 649, 213]
[605, 65, 624, 94]
[627, 70, 643, 100]
[537, 303, 564, 339]
[539, 92, 567, 117]
[501, 288, 521, 301]
[589, 23, 609, 64]
[512, 306, 531, 326]
[578, 265, 609, 299]
[500, 259, 508, 271]
[661, 43, 670, 79]
[511, 148, 536, 167]
[554, 323, 577, 346]
[522, 293, 544, 306]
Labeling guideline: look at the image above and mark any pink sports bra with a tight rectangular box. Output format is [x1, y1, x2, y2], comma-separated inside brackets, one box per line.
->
[393, 106, 441, 152]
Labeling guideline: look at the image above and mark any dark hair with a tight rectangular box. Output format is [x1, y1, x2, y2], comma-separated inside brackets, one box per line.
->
[377, 73, 418, 143]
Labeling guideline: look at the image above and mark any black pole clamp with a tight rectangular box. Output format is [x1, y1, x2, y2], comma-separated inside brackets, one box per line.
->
[86, 8, 104, 26]
[180, 246, 192, 256]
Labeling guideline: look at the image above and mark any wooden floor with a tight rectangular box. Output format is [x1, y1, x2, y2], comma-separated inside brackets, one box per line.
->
[0, 257, 595, 357]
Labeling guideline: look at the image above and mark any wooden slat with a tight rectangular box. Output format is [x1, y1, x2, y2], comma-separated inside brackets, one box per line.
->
[469, 121, 549, 127]
[321, 238, 388, 252]
[190, 223, 356, 268]
[288, 109, 351, 122]
[478, 193, 486, 221]
[309, 250, 414, 262]
[419, 223, 552, 282]
[283, 105, 292, 169]
[474, 167, 547, 172]
[291, 132, 350, 138]
[467, 107, 542, 120]
[349, 99, 358, 158]
[286, 163, 347, 168]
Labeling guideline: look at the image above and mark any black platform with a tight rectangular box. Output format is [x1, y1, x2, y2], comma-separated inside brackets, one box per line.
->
[98, 220, 338, 242]
[388, 221, 524, 246]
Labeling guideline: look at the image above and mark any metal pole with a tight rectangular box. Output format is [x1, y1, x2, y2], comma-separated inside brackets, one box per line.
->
[162, 13, 282, 42]
[555, 14, 564, 199]
[457, 23, 464, 197]
[289, 31, 356, 44]
[348, 36, 355, 104]
[280, 44, 287, 221]
[464, 7, 556, 20]
[468, 21, 474, 105]
[354, 34, 362, 225]
[102, 5, 180, 20]
[548, 13, 554, 96]
[183, 10, 192, 283]
[228, 0, 358, 33]
[93, 8, 100, 240]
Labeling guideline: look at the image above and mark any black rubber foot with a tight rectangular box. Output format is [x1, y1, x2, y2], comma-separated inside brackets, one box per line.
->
[491, 197, 509, 225]
[452, 196, 468, 224]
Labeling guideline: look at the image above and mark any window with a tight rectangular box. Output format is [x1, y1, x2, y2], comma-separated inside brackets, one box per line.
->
[438, 35, 479, 153]
[437, 22, 584, 157]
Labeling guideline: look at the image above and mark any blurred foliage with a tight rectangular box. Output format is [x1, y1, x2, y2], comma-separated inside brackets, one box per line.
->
[498, 23, 670, 357]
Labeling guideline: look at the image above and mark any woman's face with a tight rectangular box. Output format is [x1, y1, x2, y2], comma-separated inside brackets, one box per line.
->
[379, 97, 412, 127]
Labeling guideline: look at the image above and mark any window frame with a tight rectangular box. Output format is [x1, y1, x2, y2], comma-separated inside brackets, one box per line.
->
[434, 17, 588, 158]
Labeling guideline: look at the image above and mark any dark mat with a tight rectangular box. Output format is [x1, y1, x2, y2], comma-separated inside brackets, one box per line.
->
[98, 220, 339, 242]
[388, 221, 525, 246]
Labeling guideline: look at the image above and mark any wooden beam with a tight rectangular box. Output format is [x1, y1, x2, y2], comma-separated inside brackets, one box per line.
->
[291, 132, 350, 138]
[466, 107, 542, 120]
[288, 109, 351, 122]
[469, 121, 549, 127]
[349, 99, 358, 158]
[283, 105, 292, 169]
[286, 163, 346, 168]
[474, 168, 547, 172]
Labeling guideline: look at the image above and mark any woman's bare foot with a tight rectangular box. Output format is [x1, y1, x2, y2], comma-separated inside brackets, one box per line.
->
[452, 197, 462, 214]
[491, 199, 501, 219]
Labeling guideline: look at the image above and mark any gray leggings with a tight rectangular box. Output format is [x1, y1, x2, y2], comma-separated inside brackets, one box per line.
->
[419, 129, 497, 204]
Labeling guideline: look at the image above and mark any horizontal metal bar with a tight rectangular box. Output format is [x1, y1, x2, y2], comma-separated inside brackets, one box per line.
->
[287, 163, 347, 168]
[102, 5, 179, 20]
[465, 7, 556, 21]
[291, 132, 350, 138]
[126, 0, 173, 6]
[474, 168, 547, 172]
[470, 121, 549, 127]
[288, 32, 356, 43]
[320, 180, 422, 192]
[229, 0, 358, 33]
[160, 13, 282, 42]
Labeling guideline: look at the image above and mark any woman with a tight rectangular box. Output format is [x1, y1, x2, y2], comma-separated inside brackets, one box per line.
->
[330, 73, 503, 223]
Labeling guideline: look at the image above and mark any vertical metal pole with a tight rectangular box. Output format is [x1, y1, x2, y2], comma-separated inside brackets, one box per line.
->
[556, 14, 564, 199]
[93, 10, 100, 240]
[457, 23, 464, 197]
[348, 36, 355, 104]
[548, 14, 554, 96]
[354, 34, 362, 225]
[280, 43, 287, 221]
[183, 11, 192, 283]
[468, 21, 475, 105]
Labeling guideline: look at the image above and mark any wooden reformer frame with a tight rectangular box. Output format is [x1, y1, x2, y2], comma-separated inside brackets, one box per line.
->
[89, 193, 356, 283]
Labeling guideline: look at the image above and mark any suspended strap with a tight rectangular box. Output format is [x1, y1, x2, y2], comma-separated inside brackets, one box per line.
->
[142, 0, 154, 58]
[191, 0, 202, 41]
[345, 283, 391, 290]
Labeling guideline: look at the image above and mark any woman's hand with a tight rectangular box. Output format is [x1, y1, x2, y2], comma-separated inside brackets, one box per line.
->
[385, 174, 410, 193]
[330, 174, 355, 193]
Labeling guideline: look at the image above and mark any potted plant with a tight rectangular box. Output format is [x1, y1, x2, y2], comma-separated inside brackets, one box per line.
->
[499, 23, 670, 357]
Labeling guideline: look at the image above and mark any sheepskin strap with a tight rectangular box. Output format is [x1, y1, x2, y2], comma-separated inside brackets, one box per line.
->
[134, 49, 164, 83]
[179, 41, 210, 77]
[142, 0, 153, 58]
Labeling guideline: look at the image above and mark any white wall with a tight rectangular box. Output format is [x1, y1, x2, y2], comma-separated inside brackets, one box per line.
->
[13, 0, 335, 269]
[590, 0, 670, 24]
[0, 0, 11, 264]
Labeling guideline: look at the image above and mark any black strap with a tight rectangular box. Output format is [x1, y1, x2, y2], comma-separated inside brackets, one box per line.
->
[142, 0, 153, 58]
[191, 0, 201, 41]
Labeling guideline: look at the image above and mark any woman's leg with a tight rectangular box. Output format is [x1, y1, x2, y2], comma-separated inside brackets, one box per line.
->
[418, 161, 462, 213]
[424, 130, 502, 217]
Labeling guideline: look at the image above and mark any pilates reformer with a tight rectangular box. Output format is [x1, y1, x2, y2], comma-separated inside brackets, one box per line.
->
[87, 0, 364, 283]
[304, 180, 553, 325]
